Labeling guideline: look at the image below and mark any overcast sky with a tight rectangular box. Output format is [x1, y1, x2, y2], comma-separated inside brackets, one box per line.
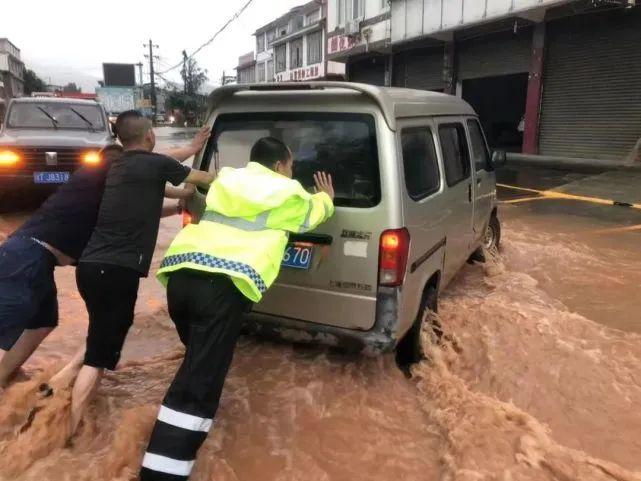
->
[3, 0, 304, 92]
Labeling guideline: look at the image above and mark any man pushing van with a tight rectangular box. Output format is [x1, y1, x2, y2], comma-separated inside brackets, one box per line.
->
[140, 137, 335, 481]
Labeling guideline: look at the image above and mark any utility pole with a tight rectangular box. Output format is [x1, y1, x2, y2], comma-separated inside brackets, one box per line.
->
[143, 39, 159, 120]
[136, 62, 144, 87]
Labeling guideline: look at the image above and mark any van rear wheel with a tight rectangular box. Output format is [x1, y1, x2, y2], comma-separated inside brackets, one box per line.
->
[395, 286, 439, 371]
[483, 215, 501, 251]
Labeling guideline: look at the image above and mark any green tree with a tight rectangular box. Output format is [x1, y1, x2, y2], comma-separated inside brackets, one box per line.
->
[62, 82, 81, 93]
[180, 51, 208, 96]
[166, 54, 209, 126]
[23, 69, 47, 95]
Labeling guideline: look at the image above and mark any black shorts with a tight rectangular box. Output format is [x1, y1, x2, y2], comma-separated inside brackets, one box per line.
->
[77, 262, 140, 370]
[0, 237, 58, 351]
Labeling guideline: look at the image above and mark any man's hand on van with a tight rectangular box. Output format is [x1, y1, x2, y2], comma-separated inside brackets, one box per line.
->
[160, 127, 212, 162]
[314, 172, 334, 201]
[185, 169, 216, 190]
[190, 126, 212, 154]
[165, 184, 195, 200]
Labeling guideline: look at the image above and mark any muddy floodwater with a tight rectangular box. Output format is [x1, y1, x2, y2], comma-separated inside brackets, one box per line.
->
[1, 204, 640, 481]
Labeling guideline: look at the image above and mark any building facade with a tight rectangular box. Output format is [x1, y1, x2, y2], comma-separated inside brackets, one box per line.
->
[0, 38, 25, 100]
[327, 0, 392, 85]
[236, 0, 345, 84]
[327, 0, 641, 161]
[236, 51, 257, 85]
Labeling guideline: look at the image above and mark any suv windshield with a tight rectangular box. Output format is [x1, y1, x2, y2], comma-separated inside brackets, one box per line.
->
[205, 112, 381, 208]
[7, 102, 106, 131]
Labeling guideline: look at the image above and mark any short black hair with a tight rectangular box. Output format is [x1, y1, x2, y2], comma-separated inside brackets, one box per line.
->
[250, 137, 291, 169]
[114, 110, 151, 146]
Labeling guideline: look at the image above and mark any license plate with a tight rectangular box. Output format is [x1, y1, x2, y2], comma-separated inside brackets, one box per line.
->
[33, 171, 70, 184]
[282, 244, 314, 270]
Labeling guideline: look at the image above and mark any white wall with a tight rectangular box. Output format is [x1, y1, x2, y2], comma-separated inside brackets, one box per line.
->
[328, 0, 390, 31]
[392, 0, 571, 43]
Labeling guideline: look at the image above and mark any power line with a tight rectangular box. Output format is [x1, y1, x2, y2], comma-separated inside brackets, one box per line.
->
[158, 0, 257, 74]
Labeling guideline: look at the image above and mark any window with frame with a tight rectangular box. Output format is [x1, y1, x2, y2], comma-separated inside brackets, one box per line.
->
[266, 60, 274, 82]
[401, 127, 441, 200]
[278, 24, 288, 37]
[351, 0, 362, 19]
[275, 44, 287, 73]
[307, 31, 322, 65]
[238, 67, 255, 85]
[267, 29, 276, 45]
[203, 112, 381, 208]
[306, 9, 321, 25]
[290, 38, 303, 69]
[467, 119, 491, 172]
[438, 123, 471, 186]
[256, 34, 265, 53]
[257, 62, 266, 82]
[291, 15, 305, 32]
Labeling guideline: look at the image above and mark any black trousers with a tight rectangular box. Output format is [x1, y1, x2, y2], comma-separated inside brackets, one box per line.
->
[140, 270, 250, 481]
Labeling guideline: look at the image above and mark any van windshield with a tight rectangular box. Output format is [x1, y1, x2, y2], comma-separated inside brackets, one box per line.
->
[205, 112, 381, 208]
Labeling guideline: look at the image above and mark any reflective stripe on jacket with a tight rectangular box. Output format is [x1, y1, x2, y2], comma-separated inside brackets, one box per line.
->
[157, 162, 334, 302]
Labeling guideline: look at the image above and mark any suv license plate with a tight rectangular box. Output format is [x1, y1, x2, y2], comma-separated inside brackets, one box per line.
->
[33, 171, 70, 184]
[282, 244, 314, 270]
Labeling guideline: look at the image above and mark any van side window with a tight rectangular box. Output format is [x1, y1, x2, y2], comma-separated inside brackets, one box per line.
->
[467, 119, 491, 172]
[401, 127, 440, 200]
[439, 124, 471, 186]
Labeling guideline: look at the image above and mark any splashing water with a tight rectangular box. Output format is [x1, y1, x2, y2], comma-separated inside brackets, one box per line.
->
[0, 217, 640, 481]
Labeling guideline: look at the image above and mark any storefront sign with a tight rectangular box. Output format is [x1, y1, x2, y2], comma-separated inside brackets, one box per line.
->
[275, 63, 324, 82]
[328, 35, 359, 56]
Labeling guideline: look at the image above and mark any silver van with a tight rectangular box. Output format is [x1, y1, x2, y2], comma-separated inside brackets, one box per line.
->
[186, 82, 502, 364]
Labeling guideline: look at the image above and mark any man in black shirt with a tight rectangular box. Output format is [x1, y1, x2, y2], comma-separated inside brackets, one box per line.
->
[0, 145, 123, 389]
[67, 111, 215, 435]
[0, 120, 211, 389]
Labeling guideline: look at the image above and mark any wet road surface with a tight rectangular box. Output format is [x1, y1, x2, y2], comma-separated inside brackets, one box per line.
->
[0, 141, 640, 481]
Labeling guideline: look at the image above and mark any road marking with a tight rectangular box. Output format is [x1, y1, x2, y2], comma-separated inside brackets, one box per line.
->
[500, 196, 547, 205]
[497, 184, 641, 210]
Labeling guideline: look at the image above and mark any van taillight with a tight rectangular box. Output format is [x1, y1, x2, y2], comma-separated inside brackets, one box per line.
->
[182, 211, 193, 227]
[378, 228, 410, 287]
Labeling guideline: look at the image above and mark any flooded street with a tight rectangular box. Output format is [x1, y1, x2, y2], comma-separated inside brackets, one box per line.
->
[1, 150, 640, 481]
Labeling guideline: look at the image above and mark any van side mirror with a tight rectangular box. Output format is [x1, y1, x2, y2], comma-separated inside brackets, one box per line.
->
[492, 150, 507, 168]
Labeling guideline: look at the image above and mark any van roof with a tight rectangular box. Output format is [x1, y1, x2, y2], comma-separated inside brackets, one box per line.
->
[207, 82, 476, 131]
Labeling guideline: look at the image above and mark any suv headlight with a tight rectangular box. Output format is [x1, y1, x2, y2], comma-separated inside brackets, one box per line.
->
[0, 149, 20, 167]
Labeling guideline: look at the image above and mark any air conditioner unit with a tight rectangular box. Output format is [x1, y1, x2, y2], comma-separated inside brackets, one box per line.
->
[345, 18, 362, 37]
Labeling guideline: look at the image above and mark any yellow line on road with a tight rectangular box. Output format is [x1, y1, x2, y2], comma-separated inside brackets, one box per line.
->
[497, 184, 641, 210]
[500, 196, 548, 205]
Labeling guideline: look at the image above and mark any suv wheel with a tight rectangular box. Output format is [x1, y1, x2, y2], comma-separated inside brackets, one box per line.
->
[395, 286, 440, 372]
[483, 215, 501, 251]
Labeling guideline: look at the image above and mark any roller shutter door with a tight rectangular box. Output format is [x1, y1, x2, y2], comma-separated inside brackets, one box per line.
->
[539, 8, 641, 160]
[458, 28, 532, 80]
[348, 55, 386, 86]
[393, 47, 444, 91]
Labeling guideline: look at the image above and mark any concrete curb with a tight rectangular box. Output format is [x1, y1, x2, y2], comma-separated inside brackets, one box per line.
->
[505, 153, 641, 173]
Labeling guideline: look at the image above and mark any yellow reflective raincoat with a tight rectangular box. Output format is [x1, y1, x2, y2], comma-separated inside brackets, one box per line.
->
[157, 162, 334, 302]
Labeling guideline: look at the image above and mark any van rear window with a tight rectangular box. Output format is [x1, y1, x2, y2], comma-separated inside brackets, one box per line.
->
[202, 113, 381, 208]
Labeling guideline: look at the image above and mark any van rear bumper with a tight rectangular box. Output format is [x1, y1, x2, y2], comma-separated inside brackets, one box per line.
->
[243, 286, 401, 356]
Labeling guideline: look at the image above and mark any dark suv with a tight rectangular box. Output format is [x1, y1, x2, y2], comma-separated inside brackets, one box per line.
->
[0, 97, 113, 198]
